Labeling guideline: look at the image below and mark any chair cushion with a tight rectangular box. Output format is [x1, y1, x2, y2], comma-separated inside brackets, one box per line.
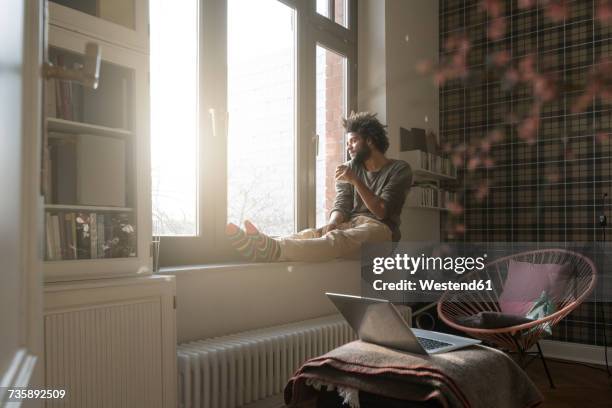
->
[456, 311, 534, 329]
[498, 260, 573, 315]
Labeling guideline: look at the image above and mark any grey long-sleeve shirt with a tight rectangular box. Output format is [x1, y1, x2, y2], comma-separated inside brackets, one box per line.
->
[331, 159, 412, 241]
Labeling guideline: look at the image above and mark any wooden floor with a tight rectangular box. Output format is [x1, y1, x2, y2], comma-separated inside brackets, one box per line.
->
[524, 358, 612, 407]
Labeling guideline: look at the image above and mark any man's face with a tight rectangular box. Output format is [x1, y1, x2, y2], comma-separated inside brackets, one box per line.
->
[346, 132, 371, 163]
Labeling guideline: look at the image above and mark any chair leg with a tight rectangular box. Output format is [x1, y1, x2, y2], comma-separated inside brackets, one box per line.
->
[536, 342, 555, 389]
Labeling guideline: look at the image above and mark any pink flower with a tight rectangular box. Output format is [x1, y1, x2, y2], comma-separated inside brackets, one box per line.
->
[488, 130, 505, 143]
[480, 139, 491, 152]
[518, 116, 539, 144]
[488, 18, 506, 40]
[480, 0, 504, 17]
[533, 76, 557, 102]
[597, 0, 612, 24]
[518, 0, 536, 8]
[518, 55, 536, 81]
[448, 201, 464, 216]
[571, 86, 596, 113]
[490, 51, 511, 66]
[545, 0, 569, 22]
[476, 182, 490, 201]
[596, 132, 610, 144]
[467, 157, 481, 170]
[416, 59, 433, 74]
[434, 71, 448, 86]
[454, 224, 466, 234]
[452, 153, 463, 167]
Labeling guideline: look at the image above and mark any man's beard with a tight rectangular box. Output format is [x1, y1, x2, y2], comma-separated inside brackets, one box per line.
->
[352, 145, 371, 164]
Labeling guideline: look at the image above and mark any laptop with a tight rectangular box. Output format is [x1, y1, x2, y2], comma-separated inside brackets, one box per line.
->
[326, 292, 481, 354]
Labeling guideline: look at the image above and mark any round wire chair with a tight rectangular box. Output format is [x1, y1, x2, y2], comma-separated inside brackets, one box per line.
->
[437, 249, 597, 385]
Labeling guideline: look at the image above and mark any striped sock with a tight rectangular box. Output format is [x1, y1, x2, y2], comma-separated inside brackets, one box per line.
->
[225, 223, 256, 261]
[244, 220, 281, 262]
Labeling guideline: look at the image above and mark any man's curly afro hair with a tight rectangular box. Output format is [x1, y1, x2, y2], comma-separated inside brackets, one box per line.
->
[342, 111, 389, 153]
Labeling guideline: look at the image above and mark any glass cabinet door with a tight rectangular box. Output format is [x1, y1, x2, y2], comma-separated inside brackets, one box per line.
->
[48, 0, 148, 53]
[50, 0, 136, 29]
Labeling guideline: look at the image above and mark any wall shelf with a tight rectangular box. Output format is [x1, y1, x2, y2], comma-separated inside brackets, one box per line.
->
[47, 117, 133, 139]
[405, 205, 449, 211]
[413, 168, 456, 181]
[45, 204, 134, 212]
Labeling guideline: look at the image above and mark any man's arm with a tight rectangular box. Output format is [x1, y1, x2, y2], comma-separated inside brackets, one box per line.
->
[319, 210, 347, 234]
[336, 164, 386, 219]
[351, 177, 387, 218]
[336, 163, 412, 220]
[320, 170, 354, 234]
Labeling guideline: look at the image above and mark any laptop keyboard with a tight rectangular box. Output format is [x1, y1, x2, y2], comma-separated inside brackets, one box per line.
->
[416, 336, 452, 351]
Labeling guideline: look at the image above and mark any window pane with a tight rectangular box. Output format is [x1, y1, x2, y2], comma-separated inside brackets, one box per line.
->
[150, 0, 199, 236]
[316, 0, 329, 18]
[316, 46, 347, 227]
[334, 0, 348, 27]
[227, 0, 295, 236]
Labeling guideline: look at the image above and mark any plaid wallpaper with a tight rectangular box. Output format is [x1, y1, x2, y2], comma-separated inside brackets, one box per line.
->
[439, 0, 612, 346]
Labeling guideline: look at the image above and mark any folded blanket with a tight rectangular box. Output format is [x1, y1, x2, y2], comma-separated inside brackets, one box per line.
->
[284, 340, 543, 408]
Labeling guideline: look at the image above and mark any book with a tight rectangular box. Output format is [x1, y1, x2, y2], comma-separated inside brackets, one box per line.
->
[71, 63, 83, 121]
[97, 214, 105, 259]
[51, 214, 61, 260]
[63, 213, 77, 260]
[43, 144, 53, 203]
[54, 78, 62, 119]
[45, 79, 57, 118]
[90, 213, 97, 259]
[104, 215, 112, 258]
[45, 213, 55, 260]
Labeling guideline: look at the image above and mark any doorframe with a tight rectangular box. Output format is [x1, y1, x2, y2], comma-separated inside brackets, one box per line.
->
[0, 0, 45, 403]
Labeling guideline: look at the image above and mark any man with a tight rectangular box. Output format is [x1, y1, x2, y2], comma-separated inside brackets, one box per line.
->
[226, 111, 412, 262]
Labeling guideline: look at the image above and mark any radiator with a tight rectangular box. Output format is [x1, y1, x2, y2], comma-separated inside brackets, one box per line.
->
[44, 300, 163, 408]
[177, 314, 356, 408]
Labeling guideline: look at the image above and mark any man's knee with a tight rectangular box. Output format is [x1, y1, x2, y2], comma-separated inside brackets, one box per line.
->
[297, 228, 320, 239]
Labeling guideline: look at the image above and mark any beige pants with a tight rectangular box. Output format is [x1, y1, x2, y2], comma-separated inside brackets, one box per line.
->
[278, 215, 392, 262]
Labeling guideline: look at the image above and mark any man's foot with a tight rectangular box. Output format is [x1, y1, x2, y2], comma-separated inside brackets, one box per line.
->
[244, 220, 281, 261]
[225, 222, 280, 262]
[225, 223, 254, 259]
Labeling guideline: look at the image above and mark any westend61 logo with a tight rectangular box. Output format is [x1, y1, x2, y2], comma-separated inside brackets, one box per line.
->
[372, 253, 487, 275]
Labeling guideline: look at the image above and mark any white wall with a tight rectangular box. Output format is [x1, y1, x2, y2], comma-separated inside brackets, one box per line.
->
[357, 0, 387, 122]
[166, 261, 361, 343]
[358, 0, 440, 241]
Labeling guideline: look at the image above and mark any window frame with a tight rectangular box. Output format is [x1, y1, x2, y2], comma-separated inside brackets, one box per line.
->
[156, 0, 357, 266]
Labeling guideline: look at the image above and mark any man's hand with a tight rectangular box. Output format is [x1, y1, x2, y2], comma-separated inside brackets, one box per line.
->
[318, 223, 338, 235]
[335, 164, 357, 184]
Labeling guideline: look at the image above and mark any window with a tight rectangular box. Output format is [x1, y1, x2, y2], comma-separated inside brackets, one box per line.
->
[151, 0, 356, 265]
[227, 0, 296, 236]
[316, 0, 348, 28]
[150, 0, 199, 236]
[316, 0, 329, 18]
[316, 46, 348, 227]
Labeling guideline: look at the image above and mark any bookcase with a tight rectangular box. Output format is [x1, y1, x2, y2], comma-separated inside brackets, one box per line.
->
[43, 1, 151, 282]
[41, 5, 176, 407]
[400, 150, 457, 211]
